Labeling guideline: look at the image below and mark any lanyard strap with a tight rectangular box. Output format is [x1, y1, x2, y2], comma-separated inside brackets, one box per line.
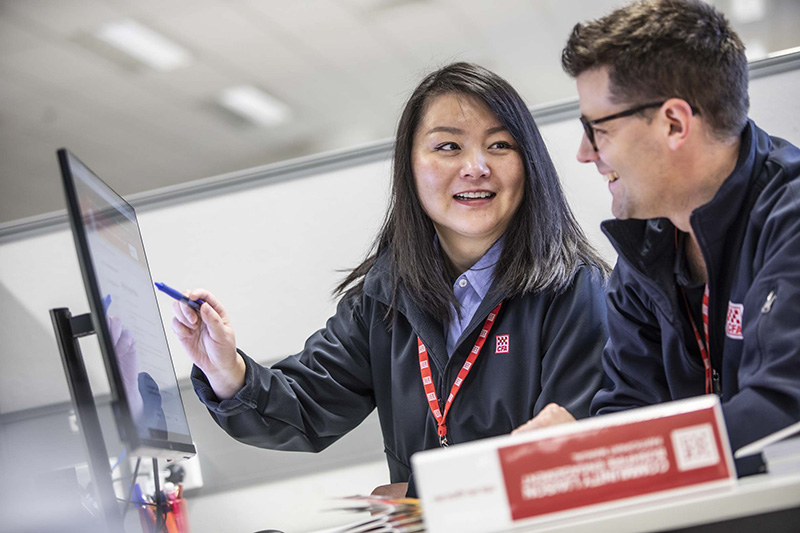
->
[418, 302, 503, 447]
[678, 284, 715, 394]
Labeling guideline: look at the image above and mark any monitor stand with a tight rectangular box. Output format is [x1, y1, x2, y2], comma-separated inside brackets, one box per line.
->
[50, 307, 124, 532]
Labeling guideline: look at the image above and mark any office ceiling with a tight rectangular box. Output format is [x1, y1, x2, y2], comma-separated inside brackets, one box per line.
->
[1, 0, 798, 225]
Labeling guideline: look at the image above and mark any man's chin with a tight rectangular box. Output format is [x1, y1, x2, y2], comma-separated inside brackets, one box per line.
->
[611, 204, 630, 220]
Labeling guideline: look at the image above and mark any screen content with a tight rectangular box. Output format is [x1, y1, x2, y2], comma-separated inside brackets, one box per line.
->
[67, 152, 193, 450]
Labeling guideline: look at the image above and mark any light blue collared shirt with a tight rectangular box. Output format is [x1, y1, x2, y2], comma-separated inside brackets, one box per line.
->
[445, 238, 502, 357]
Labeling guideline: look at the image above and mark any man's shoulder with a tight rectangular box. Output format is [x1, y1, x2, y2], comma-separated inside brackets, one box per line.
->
[764, 134, 800, 181]
[752, 133, 800, 215]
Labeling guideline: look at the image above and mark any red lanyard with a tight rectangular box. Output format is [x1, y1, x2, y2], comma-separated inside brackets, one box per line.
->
[675, 229, 717, 395]
[418, 302, 503, 447]
[679, 284, 714, 394]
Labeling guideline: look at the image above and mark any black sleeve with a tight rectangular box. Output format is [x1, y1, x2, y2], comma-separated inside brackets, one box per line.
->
[191, 292, 376, 452]
[591, 262, 673, 416]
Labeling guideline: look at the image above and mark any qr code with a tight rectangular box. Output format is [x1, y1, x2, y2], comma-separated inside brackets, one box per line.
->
[670, 424, 720, 471]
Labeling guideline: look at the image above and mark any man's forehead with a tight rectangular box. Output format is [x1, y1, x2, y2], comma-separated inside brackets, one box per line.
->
[576, 67, 615, 117]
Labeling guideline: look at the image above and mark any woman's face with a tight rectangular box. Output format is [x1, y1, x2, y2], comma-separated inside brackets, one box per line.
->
[412, 93, 525, 259]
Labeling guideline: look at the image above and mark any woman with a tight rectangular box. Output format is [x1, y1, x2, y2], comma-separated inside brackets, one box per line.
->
[171, 62, 609, 497]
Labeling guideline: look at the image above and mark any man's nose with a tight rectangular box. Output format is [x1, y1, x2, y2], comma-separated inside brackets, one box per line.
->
[577, 132, 599, 164]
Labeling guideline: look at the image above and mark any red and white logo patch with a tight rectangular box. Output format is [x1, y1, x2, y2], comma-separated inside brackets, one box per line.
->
[496, 334, 510, 354]
[726, 302, 744, 339]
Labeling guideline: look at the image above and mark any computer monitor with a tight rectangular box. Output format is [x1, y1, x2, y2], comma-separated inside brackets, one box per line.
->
[58, 148, 195, 461]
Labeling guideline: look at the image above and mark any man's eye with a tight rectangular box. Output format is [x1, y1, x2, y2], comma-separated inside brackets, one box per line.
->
[435, 142, 460, 151]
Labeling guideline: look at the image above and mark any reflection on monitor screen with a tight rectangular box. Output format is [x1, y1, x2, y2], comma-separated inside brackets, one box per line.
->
[59, 148, 195, 460]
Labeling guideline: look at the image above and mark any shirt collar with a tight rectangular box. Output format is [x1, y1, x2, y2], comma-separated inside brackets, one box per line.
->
[459, 237, 503, 300]
[433, 235, 504, 299]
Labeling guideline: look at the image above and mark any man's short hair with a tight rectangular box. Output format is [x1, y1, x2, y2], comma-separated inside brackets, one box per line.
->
[562, 0, 749, 140]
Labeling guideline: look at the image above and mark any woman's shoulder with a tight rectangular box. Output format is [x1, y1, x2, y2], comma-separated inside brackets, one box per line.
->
[562, 261, 609, 300]
[512, 261, 607, 306]
[345, 250, 393, 306]
[574, 260, 611, 285]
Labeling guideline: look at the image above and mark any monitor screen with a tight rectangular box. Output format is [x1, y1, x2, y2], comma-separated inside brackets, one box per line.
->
[58, 148, 195, 460]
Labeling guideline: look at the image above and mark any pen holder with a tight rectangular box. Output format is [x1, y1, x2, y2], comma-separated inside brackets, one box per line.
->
[135, 483, 190, 533]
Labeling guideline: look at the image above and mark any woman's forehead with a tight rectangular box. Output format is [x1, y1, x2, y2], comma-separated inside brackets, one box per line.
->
[417, 93, 502, 132]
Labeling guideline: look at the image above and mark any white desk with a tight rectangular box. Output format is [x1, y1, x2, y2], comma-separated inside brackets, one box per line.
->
[518, 471, 800, 532]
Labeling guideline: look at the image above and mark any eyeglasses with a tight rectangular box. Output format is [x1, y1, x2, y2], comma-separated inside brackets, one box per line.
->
[580, 102, 666, 151]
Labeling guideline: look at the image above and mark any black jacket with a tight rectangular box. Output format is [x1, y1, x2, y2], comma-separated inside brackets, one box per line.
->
[193, 253, 608, 488]
[593, 121, 800, 474]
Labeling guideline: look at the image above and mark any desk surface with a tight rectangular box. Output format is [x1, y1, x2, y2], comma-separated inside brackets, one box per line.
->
[518, 471, 800, 532]
[309, 472, 800, 533]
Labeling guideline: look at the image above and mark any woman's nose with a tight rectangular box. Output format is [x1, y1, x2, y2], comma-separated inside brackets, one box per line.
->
[460, 150, 490, 180]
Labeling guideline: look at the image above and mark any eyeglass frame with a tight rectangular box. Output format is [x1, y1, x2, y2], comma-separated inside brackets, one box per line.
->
[579, 101, 699, 151]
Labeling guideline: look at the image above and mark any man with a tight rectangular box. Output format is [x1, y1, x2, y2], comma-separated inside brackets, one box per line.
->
[517, 0, 800, 475]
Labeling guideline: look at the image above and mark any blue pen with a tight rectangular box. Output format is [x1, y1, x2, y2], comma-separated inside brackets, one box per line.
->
[154, 282, 205, 312]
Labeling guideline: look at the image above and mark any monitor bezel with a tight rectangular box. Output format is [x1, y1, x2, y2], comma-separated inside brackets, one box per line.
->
[58, 148, 196, 461]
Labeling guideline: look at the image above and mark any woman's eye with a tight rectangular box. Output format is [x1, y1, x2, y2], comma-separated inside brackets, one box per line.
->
[434, 142, 460, 151]
[490, 141, 514, 149]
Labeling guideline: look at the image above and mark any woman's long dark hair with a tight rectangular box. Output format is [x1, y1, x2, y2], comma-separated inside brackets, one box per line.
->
[336, 62, 609, 323]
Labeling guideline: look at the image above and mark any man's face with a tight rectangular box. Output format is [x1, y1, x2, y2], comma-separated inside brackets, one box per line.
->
[575, 67, 671, 220]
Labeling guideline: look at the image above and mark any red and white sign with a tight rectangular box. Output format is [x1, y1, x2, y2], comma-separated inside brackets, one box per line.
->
[498, 403, 732, 521]
[413, 396, 735, 533]
[726, 302, 744, 339]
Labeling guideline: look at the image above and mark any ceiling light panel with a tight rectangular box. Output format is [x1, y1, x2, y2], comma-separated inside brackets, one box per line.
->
[217, 85, 292, 127]
[96, 19, 191, 71]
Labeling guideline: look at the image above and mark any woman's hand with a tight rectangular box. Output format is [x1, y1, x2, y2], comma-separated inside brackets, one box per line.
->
[170, 288, 245, 399]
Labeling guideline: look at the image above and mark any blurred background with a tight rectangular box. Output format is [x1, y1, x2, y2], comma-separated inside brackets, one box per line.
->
[2, 0, 799, 226]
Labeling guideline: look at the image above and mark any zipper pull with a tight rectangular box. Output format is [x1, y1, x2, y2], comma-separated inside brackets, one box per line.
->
[438, 424, 448, 447]
[712, 369, 722, 396]
[761, 291, 777, 313]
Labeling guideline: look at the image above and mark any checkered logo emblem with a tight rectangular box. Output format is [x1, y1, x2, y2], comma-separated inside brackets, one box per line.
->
[726, 301, 744, 339]
[495, 334, 510, 354]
